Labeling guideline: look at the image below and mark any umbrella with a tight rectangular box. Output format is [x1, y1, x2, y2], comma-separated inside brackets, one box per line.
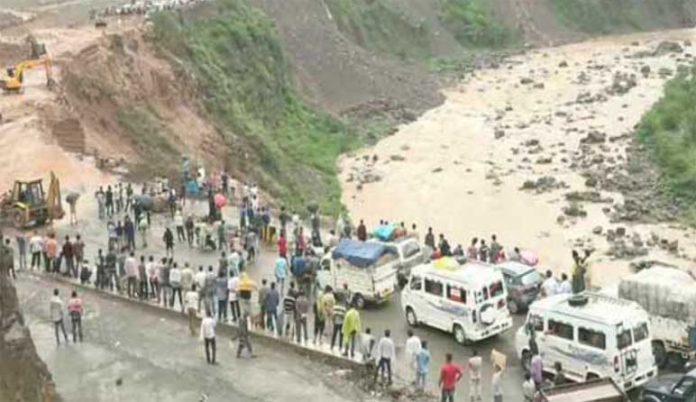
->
[214, 193, 227, 208]
[133, 194, 154, 210]
[65, 192, 80, 204]
[520, 250, 539, 266]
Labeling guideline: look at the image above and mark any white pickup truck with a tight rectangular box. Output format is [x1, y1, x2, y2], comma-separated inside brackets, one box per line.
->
[317, 239, 399, 308]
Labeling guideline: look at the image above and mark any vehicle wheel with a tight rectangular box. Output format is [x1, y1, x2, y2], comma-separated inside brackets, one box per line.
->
[12, 210, 24, 228]
[652, 341, 667, 368]
[586, 373, 599, 381]
[521, 350, 532, 373]
[508, 299, 520, 314]
[405, 307, 418, 327]
[667, 352, 686, 370]
[453, 324, 468, 345]
[641, 394, 662, 402]
[354, 293, 366, 309]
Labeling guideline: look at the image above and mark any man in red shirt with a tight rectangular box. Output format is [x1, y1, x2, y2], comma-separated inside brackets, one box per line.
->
[277, 232, 288, 259]
[439, 353, 463, 402]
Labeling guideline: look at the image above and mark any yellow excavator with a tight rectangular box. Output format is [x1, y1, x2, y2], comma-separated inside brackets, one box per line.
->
[0, 172, 64, 228]
[0, 56, 55, 92]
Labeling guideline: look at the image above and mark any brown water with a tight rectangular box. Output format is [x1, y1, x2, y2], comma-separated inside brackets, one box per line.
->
[341, 28, 696, 287]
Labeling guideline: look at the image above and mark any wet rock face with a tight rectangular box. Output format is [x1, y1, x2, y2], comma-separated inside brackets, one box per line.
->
[0, 235, 59, 402]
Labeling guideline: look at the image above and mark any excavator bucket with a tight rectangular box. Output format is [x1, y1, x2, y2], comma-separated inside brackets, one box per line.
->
[47, 171, 64, 220]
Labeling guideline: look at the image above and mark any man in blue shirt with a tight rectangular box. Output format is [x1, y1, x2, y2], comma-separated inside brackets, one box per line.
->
[274, 254, 288, 295]
[416, 340, 431, 392]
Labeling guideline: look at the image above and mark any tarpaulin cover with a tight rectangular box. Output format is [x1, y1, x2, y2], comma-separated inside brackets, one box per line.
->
[433, 257, 460, 271]
[373, 224, 396, 241]
[332, 239, 396, 268]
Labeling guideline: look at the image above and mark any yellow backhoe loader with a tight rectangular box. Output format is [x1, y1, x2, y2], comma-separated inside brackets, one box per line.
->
[0, 56, 55, 92]
[0, 172, 64, 228]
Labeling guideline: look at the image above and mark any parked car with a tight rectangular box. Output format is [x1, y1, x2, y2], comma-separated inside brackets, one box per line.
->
[368, 236, 426, 287]
[494, 261, 543, 314]
[641, 368, 696, 401]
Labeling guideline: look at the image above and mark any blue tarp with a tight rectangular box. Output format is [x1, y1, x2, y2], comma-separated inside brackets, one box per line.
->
[373, 224, 396, 241]
[332, 239, 396, 268]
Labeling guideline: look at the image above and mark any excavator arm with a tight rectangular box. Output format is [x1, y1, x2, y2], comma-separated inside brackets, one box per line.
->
[2, 57, 54, 92]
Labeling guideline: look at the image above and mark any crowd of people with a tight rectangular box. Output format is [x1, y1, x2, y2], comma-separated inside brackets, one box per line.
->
[0, 168, 531, 401]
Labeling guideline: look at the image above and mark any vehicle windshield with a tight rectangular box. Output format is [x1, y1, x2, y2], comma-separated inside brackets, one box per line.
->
[520, 270, 542, 286]
[402, 241, 421, 259]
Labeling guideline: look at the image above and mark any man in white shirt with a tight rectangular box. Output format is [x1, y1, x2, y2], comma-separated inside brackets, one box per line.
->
[541, 270, 558, 298]
[185, 284, 200, 336]
[199, 311, 216, 364]
[124, 252, 139, 299]
[29, 232, 44, 270]
[405, 330, 422, 383]
[468, 350, 483, 402]
[228, 273, 240, 322]
[558, 273, 572, 294]
[522, 373, 536, 401]
[375, 329, 395, 385]
[227, 249, 241, 277]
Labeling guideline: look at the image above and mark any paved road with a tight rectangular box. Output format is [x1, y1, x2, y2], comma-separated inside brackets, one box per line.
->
[10, 196, 529, 401]
[16, 275, 376, 402]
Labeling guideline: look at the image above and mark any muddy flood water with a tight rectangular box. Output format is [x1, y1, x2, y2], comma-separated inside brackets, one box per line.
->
[341, 28, 696, 288]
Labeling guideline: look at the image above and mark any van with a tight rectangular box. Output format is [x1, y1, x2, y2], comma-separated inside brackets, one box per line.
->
[317, 239, 398, 308]
[401, 258, 513, 344]
[516, 293, 657, 391]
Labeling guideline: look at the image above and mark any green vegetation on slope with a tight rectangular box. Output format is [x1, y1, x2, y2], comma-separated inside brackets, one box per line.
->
[551, 0, 696, 35]
[117, 107, 180, 175]
[152, 0, 356, 214]
[637, 66, 696, 221]
[324, 0, 432, 60]
[439, 0, 513, 48]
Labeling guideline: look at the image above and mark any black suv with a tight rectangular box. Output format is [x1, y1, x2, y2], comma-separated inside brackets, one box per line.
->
[642, 369, 696, 401]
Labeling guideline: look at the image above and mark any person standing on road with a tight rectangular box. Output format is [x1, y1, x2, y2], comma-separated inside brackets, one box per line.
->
[356, 220, 367, 241]
[95, 249, 106, 289]
[163, 227, 174, 257]
[342, 302, 361, 358]
[204, 266, 216, 316]
[95, 186, 106, 220]
[170, 262, 183, 311]
[174, 210, 185, 243]
[50, 289, 69, 346]
[46, 234, 58, 274]
[295, 290, 310, 344]
[147, 256, 158, 300]
[360, 327, 375, 362]
[415, 340, 431, 392]
[330, 300, 346, 351]
[236, 312, 253, 358]
[124, 216, 136, 251]
[492, 364, 504, 402]
[375, 329, 395, 385]
[313, 288, 326, 345]
[125, 252, 138, 298]
[405, 330, 422, 383]
[67, 290, 84, 343]
[138, 215, 149, 248]
[29, 231, 43, 270]
[105, 248, 119, 292]
[216, 271, 229, 322]
[73, 235, 85, 272]
[199, 311, 217, 365]
[16, 233, 27, 271]
[186, 284, 200, 336]
[138, 255, 148, 301]
[424, 227, 435, 250]
[228, 271, 240, 322]
[185, 215, 195, 247]
[282, 288, 297, 338]
[274, 253, 288, 295]
[439, 353, 463, 402]
[257, 279, 269, 329]
[160, 258, 171, 307]
[468, 349, 483, 402]
[105, 185, 114, 217]
[3, 238, 15, 279]
[265, 282, 280, 335]
[217, 220, 227, 251]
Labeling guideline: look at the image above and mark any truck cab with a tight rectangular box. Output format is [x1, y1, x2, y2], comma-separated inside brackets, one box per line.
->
[642, 369, 696, 402]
